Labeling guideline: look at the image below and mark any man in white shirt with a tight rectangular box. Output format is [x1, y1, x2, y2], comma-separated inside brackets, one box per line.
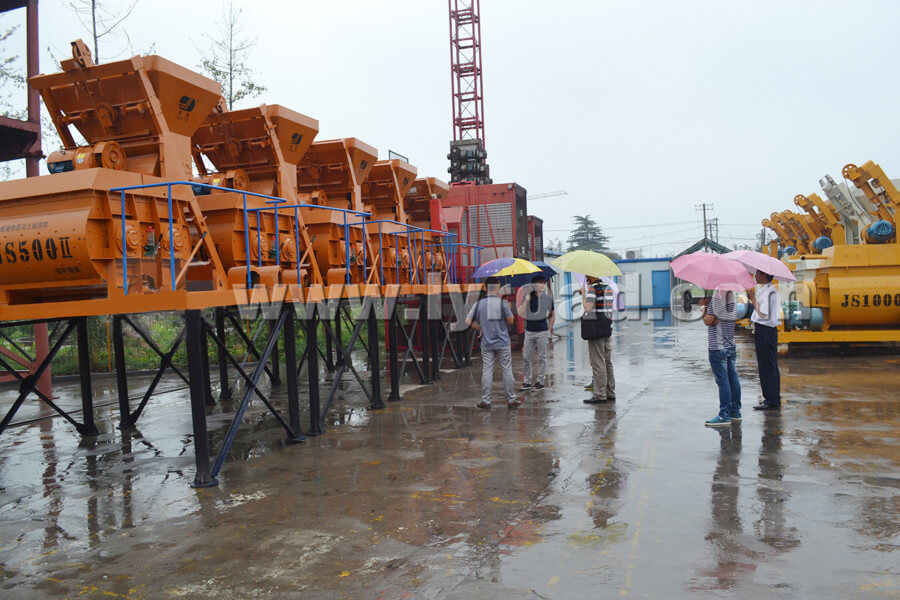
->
[748, 270, 781, 410]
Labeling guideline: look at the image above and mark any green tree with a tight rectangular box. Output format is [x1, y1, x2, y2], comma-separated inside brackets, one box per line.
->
[0, 22, 24, 118]
[566, 215, 609, 252]
[1, 20, 25, 181]
[197, 3, 267, 109]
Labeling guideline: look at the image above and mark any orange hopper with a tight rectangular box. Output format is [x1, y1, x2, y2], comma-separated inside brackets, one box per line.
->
[191, 103, 323, 287]
[0, 40, 226, 306]
[296, 138, 378, 285]
[361, 159, 418, 284]
[403, 177, 452, 282]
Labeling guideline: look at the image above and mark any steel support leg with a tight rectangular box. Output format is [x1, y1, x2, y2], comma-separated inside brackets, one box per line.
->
[185, 310, 217, 488]
[76, 318, 99, 437]
[419, 296, 432, 383]
[431, 318, 442, 380]
[448, 326, 462, 369]
[269, 318, 282, 387]
[200, 318, 214, 405]
[455, 330, 467, 368]
[334, 302, 343, 368]
[208, 309, 290, 479]
[324, 315, 335, 372]
[215, 307, 230, 400]
[112, 315, 135, 430]
[283, 305, 305, 443]
[367, 308, 384, 409]
[306, 310, 324, 435]
[387, 307, 401, 402]
[34, 322, 52, 399]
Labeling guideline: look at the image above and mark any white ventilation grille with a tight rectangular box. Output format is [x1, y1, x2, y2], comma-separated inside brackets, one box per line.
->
[467, 202, 513, 246]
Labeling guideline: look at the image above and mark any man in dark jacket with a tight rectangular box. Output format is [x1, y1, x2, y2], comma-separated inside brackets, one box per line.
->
[582, 277, 615, 404]
[517, 275, 555, 390]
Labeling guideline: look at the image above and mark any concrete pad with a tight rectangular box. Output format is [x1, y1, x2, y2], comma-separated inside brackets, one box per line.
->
[0, 315, 897, 599]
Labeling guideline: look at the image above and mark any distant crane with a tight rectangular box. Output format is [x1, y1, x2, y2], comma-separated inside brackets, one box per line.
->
[447, 0, 491, 185]
[530, 190, 568, 200]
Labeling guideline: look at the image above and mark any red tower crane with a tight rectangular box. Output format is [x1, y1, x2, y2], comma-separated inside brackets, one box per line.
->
[448, 0, 485, 145]
[447, 0, 491, 185]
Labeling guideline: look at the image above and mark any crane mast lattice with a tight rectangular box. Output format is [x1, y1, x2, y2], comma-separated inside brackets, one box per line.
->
[448, 0, 491, 185]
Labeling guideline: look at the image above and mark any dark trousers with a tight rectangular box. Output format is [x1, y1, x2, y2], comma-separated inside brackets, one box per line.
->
[754, 324, 781, 406]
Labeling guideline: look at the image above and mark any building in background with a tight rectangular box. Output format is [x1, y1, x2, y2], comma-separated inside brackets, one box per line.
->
[614, 257, 674, 310]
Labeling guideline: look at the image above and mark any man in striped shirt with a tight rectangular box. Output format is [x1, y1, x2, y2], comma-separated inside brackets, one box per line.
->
[702, 290, 741, 427]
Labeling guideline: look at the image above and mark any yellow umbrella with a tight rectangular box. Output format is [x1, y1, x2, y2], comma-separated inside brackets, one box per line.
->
[552, 250, 622, 277]
[472, 257, 542, 279]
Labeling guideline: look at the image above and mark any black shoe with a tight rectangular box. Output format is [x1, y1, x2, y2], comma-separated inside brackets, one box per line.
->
[753, 402, 780, 411]
[534, 382, 545, 390]
[520, 382, 532, 390]
[583, 397, 608, 404]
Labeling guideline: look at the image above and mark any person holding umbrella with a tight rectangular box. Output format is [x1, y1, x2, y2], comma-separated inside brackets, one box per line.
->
[550, 251, 623, 405]
[700, 289, 741, 427]
[466, 276, 522, 410]
[582, 276, 616, 404]
[747, 270, 783, 411]
[517, 274, 555, 390]
[670, 252, 755, 426]
[723, 250, 794, 412]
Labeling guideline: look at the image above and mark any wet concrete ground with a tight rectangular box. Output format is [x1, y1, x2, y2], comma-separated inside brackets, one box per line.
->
[0, 313, 898, 599]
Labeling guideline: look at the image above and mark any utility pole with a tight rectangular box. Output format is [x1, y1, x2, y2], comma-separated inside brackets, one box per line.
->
[708, 217, 719, 244]
[695, 203, 713, 251]
[758, 227, 767, 251]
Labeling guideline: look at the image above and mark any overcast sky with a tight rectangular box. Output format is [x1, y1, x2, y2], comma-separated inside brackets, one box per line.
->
[3, 0, 900, 256]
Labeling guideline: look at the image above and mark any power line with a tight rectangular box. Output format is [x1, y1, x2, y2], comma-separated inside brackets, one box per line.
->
[608, 225, 703, 247]
[542, 219, 697, 233]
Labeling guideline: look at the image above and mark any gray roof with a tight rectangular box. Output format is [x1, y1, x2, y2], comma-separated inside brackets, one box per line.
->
[674, 238, 732, 258]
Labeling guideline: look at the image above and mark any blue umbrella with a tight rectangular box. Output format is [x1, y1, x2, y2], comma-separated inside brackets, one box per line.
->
[503, 261, 559, 288]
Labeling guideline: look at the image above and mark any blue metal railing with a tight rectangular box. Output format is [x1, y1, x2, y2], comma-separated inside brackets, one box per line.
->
[417, 227, 460, 284]
[109, 180, 474, 292]
[454, 243, 483, 284]
[245, 201, 370, 288]
[110, 181, 370, 293]
[364, 219, 422, 285]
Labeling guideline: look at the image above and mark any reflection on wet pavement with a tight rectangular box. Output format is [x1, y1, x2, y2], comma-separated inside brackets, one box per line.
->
[0, 313, 898, 599]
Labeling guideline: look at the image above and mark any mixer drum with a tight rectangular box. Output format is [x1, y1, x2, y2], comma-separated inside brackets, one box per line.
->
[197, 193, 300, 273]
[823, 245, 900, 327]
[827, 275, 900, 326]
[0, 169, 193, 304]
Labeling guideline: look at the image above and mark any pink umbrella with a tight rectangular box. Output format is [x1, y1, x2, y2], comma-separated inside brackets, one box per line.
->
[670, 252, 755, 291]
[723, 250, 796, 282]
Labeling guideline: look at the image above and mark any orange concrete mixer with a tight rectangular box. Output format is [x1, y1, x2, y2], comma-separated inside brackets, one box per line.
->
[361, 159, 418, 284]
[403, 176, 452, 283]
[191, 103, 324, 287]
[0, 40, 227, 306]
[296, 138, 378, 285]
